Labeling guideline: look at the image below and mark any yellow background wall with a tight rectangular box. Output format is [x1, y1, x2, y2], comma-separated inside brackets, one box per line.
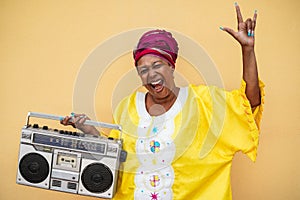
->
[1, 0, 299, 199]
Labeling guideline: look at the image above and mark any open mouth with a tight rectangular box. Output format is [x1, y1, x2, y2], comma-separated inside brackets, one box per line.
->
[149, 79, 164, 93]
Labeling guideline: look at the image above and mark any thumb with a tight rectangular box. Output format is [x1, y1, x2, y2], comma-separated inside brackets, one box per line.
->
[220, 26, 238, 40]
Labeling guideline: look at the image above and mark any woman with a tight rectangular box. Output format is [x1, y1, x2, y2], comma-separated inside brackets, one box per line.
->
[61, 3, 264, 200]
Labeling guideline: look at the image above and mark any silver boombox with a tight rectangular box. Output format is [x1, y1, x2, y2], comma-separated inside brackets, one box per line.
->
[16, 112, 126, 199]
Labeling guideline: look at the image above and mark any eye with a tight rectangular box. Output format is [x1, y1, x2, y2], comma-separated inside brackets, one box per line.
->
[139, 68, 148, 75]
[153, 63, 163, 69]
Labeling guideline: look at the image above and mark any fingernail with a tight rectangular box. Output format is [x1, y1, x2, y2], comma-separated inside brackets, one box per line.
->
[71, 112, 75, 116]
[251, 30, 254, 37]
[234, 2, 238, 6]
[59, 116, 64, 121]
[219, 26, 224, 30]
[248, 30, 251, 36]
[254, 10, 258, 14]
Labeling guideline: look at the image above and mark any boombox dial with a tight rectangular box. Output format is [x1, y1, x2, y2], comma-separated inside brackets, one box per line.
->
[16, 112, 126, 199]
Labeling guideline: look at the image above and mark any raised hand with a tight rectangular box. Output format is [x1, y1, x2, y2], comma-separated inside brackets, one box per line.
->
[221, 2, 257, 48]
[220, 3, 261, 108]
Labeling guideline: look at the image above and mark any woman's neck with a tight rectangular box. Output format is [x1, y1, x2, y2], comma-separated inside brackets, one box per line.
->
[146, 87, 180, 116]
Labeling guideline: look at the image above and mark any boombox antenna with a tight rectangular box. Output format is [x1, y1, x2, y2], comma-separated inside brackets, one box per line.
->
[26, 112, 122, 137]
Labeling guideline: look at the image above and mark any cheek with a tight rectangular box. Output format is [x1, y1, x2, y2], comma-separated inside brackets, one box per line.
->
[163, 71, 174, 83]
[139, 75, 148, 85]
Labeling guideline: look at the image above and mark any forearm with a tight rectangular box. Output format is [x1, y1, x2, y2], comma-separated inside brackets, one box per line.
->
[242, 46, 261, 107]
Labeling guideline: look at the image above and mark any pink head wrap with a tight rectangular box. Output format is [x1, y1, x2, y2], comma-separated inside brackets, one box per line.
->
[133, 29, 179, 68]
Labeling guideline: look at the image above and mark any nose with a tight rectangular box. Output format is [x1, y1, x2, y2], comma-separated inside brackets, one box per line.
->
[148, 67, 157, 78]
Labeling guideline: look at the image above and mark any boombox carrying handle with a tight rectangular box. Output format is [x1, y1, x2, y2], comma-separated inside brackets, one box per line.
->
[26, 112, 123, 139]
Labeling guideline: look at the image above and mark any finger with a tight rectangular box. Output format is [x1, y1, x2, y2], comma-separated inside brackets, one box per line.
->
[60, 116, 76, 128]
[73, 114, 87, 125]
[220, 26, 238, 40]
[78, 116, 87, 124]
[235, 3, 243, 26]
[73, 113, 89, 120]
[246, 18, 252, 36]
[60, 116, 70, 125]
[72, 113, 83, 120]
[252, 10, 257, 31]
[73, 115, 81, 124]
[72, 113, 81, 118]
[60, 117, 66, 125]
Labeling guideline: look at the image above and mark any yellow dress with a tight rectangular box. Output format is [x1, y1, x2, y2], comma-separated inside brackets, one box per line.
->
[110, 80, 265, 200]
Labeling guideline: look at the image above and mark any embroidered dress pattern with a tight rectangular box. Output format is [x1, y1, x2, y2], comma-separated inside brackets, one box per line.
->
[134, 88, 188, 200]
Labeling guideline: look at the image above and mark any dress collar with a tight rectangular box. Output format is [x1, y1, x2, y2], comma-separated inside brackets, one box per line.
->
[136, 87, 188, 121]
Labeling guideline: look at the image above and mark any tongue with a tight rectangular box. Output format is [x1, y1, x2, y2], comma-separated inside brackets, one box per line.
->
[154, 84, 164, 93]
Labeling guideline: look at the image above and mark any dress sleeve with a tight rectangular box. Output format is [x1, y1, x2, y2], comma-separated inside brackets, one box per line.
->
[223, 79, 265, 162]
[108, 96, 129, 139]
[108, 92, 139, 139]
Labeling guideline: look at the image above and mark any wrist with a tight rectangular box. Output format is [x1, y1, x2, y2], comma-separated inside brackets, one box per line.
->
[241, 45, 255, 52]
[87, 126, 100, 136]
[78, 125, 97, 135]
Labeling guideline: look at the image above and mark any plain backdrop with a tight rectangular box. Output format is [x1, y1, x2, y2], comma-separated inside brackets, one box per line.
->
[0, 0, 299, 199]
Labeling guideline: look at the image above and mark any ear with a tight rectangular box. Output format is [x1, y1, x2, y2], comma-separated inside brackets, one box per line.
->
[167, 63, 175, 71]
[169, 65, 175, 79]
[171, 66, 175, 73]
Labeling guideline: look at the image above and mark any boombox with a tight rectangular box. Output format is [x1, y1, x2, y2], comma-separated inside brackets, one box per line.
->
[16, 112, 126, 199]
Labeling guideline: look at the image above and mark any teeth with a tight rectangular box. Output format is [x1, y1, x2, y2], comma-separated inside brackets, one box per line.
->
[151, 80, 162, 85]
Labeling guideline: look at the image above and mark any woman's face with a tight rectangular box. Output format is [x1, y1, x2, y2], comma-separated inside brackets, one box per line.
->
[136, 54, 176, 99]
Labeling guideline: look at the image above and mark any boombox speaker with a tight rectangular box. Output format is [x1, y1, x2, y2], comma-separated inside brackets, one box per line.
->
[16, 112, 126, 199]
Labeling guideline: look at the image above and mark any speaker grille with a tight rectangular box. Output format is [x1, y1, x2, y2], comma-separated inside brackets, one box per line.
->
[19, 153, 49, 183]
[81, 163, 113, 193]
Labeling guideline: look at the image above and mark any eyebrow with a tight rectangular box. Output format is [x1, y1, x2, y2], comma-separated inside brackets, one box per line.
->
[137, 61, 163, 69]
